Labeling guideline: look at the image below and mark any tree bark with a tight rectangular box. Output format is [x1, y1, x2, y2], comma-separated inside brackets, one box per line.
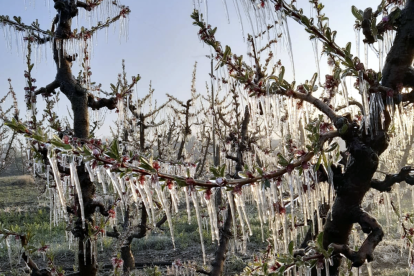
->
[121, 241, 135, 273]
[210, 205, 233, 276]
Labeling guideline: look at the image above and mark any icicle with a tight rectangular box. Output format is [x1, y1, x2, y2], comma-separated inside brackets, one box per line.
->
[154, 177, 175, 249]
[96, 167, 107, 194]
[6, 236, 12, 269]
[48, 155, 67, 210]
[46, 164, 50, 187]
[83, 240, 87, 265]
[71, 161, 85, 229]
[185, 186, 192, 224]
[232, 0, 245, 41]
[227, 191, 238, 245]
[168, 186, 179, 214]
[133, 178, 150, 222]
[325, 259, 330, 276]
[359, 70, 369, 135]
[256, 188, 265, 242]
[341, 77, 349, 106]
[378, 39, 384, 72]
[311, 39, 321, 85]
[191, 190, 206, 264]
[128, 178, 138, 203]
[106, 169, 123, 200]
[84, 161, 95, 182]
[367, 261, 373, 276]
[355, 28, 360, 59]
[221, 0, 230, 24]
[280, 14, 295, 80]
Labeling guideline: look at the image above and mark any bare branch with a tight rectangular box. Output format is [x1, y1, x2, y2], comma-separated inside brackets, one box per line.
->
[335, 99, 364, 115]
[272, 86, 339, 123]
[87, 94, 117, 110]
[34, 80, 60, 96]
[76, 1, 92, 11]
[371, 166, 414, 192]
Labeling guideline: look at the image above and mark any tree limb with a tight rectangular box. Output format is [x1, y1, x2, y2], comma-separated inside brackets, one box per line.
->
[34, 80, 60, 96]
[76, 1, 92, 11]
[371, 166, 414, 192]
[272, 86, 339, 123]
[335, 99, 364, 115]
[87, 94, 117, 110]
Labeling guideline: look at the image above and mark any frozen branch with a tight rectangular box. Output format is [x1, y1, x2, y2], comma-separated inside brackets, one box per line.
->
[22, 252, 52, 276]
[335, 99, 364, 115]
[34, 80, 60, 96]
[371, 166, 414, 192]
[272, 86, 340, 123]
[87, 94, 117, 110]
[76, 1, 92, 11]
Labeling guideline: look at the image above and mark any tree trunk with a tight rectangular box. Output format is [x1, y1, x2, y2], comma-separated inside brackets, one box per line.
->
[78, 239, 97, 276]
[52, 2, 98, 275]
[121, 241, 135, 273]
[210, 205, 233, 276]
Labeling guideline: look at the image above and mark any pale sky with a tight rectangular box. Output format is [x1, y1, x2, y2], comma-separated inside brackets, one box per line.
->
[0, 0, 381, 137]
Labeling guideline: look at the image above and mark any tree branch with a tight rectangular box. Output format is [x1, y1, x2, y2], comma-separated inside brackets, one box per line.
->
[371, 166, 414, 192]
[272, 86, 339, 123]
[335, 99, 364, 115]
[22, 252, 52, 276]
[34, 80, 60, 96]
[76, 1, 92, 11]
[87, 94, 117, 110]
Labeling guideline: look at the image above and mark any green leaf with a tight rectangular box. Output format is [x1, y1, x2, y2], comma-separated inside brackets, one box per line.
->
[325, 142, 338, 152]
[300, 15, 310, 26]
[314, 154, 322, 172]
[174, 177, 187, 187]
[238, 172, 248, 178]
[209, 166, 220, 177]
[339, 123, 348, 135]
[317, 232, 324, 249]
[277, 153, 289, 167]
[345, 42, 352, 54]
[288, 241, 294, 256]
[217, 45, 232, 69]
[309, 73, 318, 92]
[139, 157, 154, 172]
[351, 6, 363, 21]
[219, 164, 226, 177]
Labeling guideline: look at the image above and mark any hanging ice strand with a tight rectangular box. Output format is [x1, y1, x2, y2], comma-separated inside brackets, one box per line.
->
[278, 12, 295, 80]
[369, 93, 385, 137]
[190, 188, 206, 264]
[311, 38, 321, 85]
[386, 88, 394, 118]
[232, 0, 245, 41]
[355, 27, 361, 59]
[359, 70, 369, 135]
[70, 159, 86, 230]
[153, 176, 175, 249]
[221, 0, 230, 24]
[48, 155, 67, 211]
